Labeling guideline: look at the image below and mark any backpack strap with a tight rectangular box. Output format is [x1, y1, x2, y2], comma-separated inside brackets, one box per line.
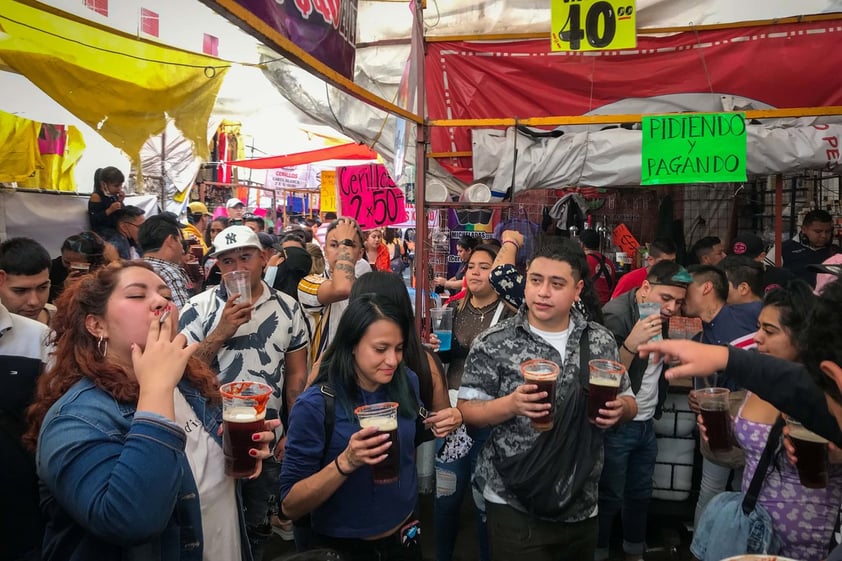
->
[742, 415, 784, 514]
[579, 324, 590, 388]
[319, 385, 336, 466]
[591, 253, 615, 290]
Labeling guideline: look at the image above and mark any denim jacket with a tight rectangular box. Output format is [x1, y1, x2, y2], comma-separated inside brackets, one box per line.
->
[37, 377, 252, 561]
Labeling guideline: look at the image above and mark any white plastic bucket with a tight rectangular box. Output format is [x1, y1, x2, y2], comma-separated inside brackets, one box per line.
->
[425, 179, 449, 202]
[459, 182, 492, 203]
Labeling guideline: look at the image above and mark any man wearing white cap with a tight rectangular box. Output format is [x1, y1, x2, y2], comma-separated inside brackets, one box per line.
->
[226, 197, 246, 225]
[178, 224, 308, 559]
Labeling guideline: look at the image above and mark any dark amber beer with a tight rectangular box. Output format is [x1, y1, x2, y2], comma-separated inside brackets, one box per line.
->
[521, 359, 561, 431]
[355, 402, 400, 484]
[223, 408, 266, 478]
[696, 387, 733, 452]
[358, 416, 400, 483]
[587, 359, 625, 422]
[588, 378, 620, 421]
[220, 381, 272, 478]
[788, 419, 829, 489]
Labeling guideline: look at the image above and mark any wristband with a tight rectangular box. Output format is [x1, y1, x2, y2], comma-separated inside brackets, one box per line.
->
[334, 454, 351, 477]
[622, 341, 637, 354]
[502, 240, 520, 251]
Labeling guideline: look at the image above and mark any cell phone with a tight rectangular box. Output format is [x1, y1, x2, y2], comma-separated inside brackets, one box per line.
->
[70, 262, 90, 272]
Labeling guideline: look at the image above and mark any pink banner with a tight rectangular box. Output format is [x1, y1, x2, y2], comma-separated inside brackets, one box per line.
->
[338, 164, 407, 229]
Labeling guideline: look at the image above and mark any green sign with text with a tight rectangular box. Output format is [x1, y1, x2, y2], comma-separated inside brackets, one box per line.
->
[641, 112, 747, 185]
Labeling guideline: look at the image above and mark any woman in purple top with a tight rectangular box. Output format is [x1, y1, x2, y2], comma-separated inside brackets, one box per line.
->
[700, 281, 842, 561]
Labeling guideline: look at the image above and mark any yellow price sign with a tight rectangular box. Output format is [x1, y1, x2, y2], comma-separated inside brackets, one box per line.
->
[551, 0, 636, 52]
[320, 170, 337, 213]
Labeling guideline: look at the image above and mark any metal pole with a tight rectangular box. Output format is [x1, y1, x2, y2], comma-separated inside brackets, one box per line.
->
[775, 174, 783, 267]
[411, 0, 428, 335]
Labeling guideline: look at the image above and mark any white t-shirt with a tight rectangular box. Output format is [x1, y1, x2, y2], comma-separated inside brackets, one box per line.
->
[633, 357, 661, 421]
[173, 390, 240, 561]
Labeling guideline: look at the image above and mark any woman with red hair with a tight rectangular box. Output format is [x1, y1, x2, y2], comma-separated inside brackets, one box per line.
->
[26, 261, 276, 561]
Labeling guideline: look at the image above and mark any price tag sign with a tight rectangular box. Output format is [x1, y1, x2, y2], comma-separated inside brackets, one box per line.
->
[338, 164, 408, 230]
[641, 112, 747, 185]
[320, 170, 337, 212]
[551, 0, 637, 52]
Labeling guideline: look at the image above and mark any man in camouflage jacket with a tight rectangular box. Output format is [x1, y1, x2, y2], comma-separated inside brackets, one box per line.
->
[458, 239, 636, 561]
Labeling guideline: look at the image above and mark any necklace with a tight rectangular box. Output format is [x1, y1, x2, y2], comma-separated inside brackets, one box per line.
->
[466, 298, 498, 322]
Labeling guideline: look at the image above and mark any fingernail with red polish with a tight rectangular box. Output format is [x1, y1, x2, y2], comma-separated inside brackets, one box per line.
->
[249, 449, 258, 457]
[252, 434, 260, 441]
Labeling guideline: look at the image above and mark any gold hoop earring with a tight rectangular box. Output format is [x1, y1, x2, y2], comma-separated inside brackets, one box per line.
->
[97, 335, 108, 358]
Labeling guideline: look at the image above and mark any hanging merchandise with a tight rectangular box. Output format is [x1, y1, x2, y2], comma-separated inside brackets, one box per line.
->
[494, 206, 540, 265]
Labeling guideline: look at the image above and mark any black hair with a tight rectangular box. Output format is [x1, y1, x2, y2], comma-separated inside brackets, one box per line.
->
[646, 260, 684, 285]
[60, 232, 109, 270]
[803, 209, 834, 226]
[137, 212, 182, 253]
[0, 237, 50, 276]
[113, 205, 145, 224]
[325, 219, 363, 247]
[457, 235, 480, 252]
[801, 279, 842, 405]
[763, 280, 816, 360]
[690, 236, 721, 263]
[529, 237, 603, 323]
[484, 238, 502, 251]
[323, 212, 338, 220]
[349, 271, 440, 411]
[93, 166, 124, 195]
[650, 238, 678, 259]
[383, 228, 400, 244]
[687, 264, 729, 303]
[280, 231, 307, 247]
[244, 215, 265, 232]
[205, 217, 228, 247]
[719, 255, 764, 299]
[313, 293, 418, 419]
[579, 229, 601, 251]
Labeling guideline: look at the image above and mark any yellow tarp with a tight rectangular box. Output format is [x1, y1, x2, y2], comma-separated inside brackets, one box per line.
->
[0, 109, 40, 182]
[18, 125, 86, 191]
[0, 0, 228, 164]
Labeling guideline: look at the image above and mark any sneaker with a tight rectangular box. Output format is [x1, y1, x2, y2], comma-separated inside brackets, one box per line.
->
[271, 516, 294, 541]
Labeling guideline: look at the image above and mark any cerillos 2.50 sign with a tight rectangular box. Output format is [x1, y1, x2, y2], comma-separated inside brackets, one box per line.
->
[337, 164, 407, 229]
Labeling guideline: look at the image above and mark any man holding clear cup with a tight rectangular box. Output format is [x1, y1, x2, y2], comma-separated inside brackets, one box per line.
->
[598, 260, 690, 561]
[179, 224, 309, 559]
[458, 238, 637, 560]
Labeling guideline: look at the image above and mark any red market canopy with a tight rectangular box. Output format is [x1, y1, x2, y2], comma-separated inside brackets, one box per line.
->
[226, 142, 378, 169]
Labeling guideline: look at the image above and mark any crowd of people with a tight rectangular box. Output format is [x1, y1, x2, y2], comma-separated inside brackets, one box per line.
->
[6, 173, 842, 561]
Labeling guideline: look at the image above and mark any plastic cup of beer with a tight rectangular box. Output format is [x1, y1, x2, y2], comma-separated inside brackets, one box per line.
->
[220, 381, 272, 478]
[223, 270, 252, 304]
[354, 402, 400, 484]
[430, 307, 454, 351]
[786, 418, 829, 489]
[638, 302, 662, 341]
[694, 387, 733, 452]
[520, 359, 561, 431]
[587, 359, 625, 422]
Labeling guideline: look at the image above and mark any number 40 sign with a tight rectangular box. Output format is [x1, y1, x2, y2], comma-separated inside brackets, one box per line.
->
[551, 0, 636, 52]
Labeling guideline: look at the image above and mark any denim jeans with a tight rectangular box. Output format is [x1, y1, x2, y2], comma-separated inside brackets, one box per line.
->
[596, 419, 658, 558]
[242, 458, 281, 560]
[434, 426, 490, 561]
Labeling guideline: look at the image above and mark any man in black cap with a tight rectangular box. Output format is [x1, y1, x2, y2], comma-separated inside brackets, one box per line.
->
[730, 232, 795, 293]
